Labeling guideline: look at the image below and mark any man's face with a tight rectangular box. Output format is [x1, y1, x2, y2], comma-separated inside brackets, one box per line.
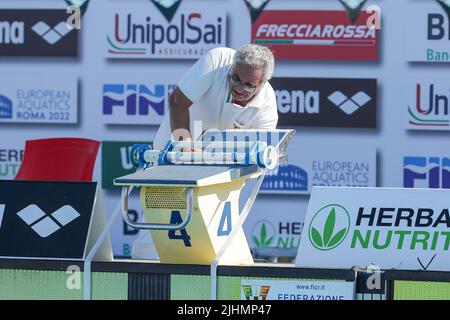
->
[228, 64, 264, 102]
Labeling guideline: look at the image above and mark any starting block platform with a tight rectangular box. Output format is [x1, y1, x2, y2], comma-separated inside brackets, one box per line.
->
[114, 129, 295, 266]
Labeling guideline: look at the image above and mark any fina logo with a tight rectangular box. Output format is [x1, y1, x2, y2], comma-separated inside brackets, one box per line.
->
[16, 204, 80, 238]
[0, 95, 13, 119]
[103, 84, 174, 116]
[404, 156, 450, 189]
[262, 164, 308, 191]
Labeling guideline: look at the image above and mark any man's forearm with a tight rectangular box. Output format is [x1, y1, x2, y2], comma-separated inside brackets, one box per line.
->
[170, 105, 192, 141]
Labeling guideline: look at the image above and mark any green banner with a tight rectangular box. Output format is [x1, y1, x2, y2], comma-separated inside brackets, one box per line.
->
[339, 0, 367, 23]
[244, 0, 271, 23]
[102, 141, 152, 189]
[65, 0, 89, 16]
[151, 0, 182, 22]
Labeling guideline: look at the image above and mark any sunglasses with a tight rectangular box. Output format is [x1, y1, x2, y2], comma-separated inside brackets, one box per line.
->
[227, 71, 260, 94]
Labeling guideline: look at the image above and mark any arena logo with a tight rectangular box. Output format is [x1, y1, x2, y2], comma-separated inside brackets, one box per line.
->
[407, 82, 450, 129]
[252, 10, 378, 61]
[32, 21, 73, 45]
[103, 83, 174, 124]
[16, 204, 80, 238]
[327, 91, 372, 115]
[107, 9, 226, 58]
[0, 21, 24, 44]
[0, 10, 79, 57]
[261, 164, 308, 193]
[404, 156, 450, 188]
[271, 77, 377, 128]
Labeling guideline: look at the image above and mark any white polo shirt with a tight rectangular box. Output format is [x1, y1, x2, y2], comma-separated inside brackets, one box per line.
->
[153, 47, 278, 150]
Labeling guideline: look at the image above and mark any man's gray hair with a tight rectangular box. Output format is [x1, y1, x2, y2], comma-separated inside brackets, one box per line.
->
[233, 44, 275, 82]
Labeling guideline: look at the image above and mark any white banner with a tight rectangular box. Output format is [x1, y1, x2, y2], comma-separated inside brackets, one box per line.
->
[0, 75, 78, 124]
[406, 79, 450, 130]
[261, 142, 377, 194]
[405, 1, 450, 62]
[296, 186, 450, 271]
[240, 279, 354, 300]
[106, 3, 227, 59]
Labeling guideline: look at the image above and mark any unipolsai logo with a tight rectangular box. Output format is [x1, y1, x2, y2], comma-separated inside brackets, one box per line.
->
[262, 164, 308, 192]
[103, 84, 175, 116]
[309, 204, 350, 251]
[0, 95, 13, 119]
[251, 220, 276, 248]
[108, 11, 225, 57]
[408, 83, 450, 128]
[404, 156, 450, 188]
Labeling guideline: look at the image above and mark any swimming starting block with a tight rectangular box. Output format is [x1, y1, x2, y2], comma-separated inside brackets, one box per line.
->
[114, 129, 295, 265]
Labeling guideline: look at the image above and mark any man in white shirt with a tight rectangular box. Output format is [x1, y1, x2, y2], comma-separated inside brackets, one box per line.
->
[153, 44, 278, 150]
[132, 44, 278, 259]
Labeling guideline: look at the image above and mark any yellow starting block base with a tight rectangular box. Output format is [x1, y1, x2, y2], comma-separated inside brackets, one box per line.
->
[140, 178, 252, 265]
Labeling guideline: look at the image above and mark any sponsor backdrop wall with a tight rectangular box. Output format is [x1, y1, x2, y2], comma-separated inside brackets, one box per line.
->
[0, 0, 449, 258]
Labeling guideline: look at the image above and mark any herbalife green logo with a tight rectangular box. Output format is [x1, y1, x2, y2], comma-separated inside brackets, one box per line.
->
[309, 204, 350, 251]
[252, 221, 275, 248]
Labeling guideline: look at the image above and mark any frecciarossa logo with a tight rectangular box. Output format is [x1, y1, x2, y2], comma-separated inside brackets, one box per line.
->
[107, 9, 226, 58]
[252, 10, 378, 61]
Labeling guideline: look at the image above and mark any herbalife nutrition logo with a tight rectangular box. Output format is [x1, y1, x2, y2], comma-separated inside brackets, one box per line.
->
[328, 91, 372, 115]
[17, 204, 80, 238]
[309, 204, 350, 251]
[252, 221, 275, 248]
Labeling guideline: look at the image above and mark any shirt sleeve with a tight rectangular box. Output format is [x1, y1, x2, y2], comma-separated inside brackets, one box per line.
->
[177, 50, 216, 103]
